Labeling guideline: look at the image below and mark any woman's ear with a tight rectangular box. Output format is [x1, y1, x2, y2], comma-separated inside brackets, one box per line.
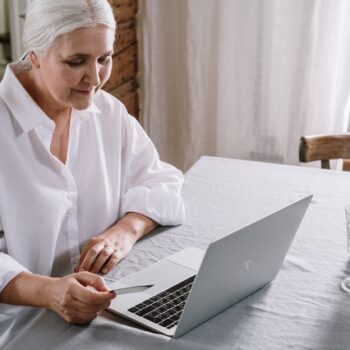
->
[28, 51, 40, 69]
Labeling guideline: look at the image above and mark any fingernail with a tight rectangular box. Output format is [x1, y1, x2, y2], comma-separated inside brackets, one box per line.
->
[102, 268, 108, 274]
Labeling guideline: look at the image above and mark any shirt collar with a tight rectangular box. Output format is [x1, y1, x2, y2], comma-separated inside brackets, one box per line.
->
[73, 98, 101, 122]
[0, 62, 101, 134]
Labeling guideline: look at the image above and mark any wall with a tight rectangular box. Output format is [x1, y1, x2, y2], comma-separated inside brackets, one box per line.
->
[104, 0, 139, 118]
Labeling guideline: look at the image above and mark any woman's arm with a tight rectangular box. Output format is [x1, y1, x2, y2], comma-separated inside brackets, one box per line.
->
[75, 107, 184, 275]
[76, 212, 158, 274]
[0, 271, 115, 324]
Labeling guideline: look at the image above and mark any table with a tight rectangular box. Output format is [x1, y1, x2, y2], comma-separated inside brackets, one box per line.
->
[3, 156, 350, 349]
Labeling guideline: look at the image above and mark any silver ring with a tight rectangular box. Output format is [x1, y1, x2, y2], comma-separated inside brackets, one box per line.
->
[340, 276, 350, 294]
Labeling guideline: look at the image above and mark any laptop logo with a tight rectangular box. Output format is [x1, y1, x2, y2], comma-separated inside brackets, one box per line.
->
[240, 258, 253, 274]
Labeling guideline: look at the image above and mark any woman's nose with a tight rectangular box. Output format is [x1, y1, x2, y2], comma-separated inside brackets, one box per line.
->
[85, 63, 101, 86]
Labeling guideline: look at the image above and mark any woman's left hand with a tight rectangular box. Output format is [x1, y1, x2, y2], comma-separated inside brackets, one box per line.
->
[76, 226, 137, 275]
[75, 212, 158, 275]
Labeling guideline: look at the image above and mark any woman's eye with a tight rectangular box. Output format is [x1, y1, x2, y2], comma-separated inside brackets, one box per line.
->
[66, 59, 85, 67]
[98, 56, 111, 64]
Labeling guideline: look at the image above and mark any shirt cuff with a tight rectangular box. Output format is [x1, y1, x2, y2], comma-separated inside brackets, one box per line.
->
[120, 186, 185, 226]
[0, 253, 29, 293]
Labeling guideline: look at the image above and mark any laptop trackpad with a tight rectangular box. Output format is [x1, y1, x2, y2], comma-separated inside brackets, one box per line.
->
[122, 259, 196, 296]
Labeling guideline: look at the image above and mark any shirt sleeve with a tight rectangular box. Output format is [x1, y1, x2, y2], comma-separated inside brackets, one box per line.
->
[119, 109, 185, 226]
[0, 218, 28, 293]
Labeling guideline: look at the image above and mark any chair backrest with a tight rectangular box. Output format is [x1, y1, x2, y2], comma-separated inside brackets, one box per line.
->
[299, 134, 350, 170]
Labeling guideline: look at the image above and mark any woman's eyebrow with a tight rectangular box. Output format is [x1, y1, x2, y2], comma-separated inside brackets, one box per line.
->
[62, 53, 87, 60]
[65, 51, 114, 59]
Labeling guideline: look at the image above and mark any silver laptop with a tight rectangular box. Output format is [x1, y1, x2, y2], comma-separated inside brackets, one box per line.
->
[107, 195, 312, 337]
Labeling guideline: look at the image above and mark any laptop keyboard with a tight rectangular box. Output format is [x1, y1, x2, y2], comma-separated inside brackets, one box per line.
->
[127, 275, 196, 329]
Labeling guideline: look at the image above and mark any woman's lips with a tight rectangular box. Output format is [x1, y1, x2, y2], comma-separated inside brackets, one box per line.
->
[74, 89, 93, 96]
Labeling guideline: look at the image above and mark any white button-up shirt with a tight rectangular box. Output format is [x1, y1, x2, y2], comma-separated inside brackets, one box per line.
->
[0, 63, 185, 317]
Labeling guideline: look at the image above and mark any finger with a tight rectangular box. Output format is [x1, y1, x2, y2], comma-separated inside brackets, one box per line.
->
[72, 272, 116, 306]
[78, 242, 105, 272]
[54, 291, 105, 321]
[64, 301, 104, 316]
[78, 237, 101, 267]
[101, 250, 119, 274]
[89, 246, 115, 274]
[73, 284, 115, 306]
[75, 271, 109, 291]
[70, 295, 112, 314]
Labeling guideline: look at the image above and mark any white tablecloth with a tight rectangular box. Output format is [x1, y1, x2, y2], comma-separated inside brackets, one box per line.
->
[3, 156, 350, 349]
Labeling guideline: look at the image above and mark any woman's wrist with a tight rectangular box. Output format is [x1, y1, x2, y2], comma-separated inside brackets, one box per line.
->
[112, 212, 159, 241]
[0, 271, 56, 309]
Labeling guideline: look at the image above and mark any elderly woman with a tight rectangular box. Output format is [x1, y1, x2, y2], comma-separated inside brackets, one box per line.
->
[0, 0, 184, 332]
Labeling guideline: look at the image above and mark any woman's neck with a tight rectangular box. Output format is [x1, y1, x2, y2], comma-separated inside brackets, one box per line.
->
[17, 68, 71, 124]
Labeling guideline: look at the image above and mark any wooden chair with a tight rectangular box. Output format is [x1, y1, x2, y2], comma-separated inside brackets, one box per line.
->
[299, 134, 350, 170]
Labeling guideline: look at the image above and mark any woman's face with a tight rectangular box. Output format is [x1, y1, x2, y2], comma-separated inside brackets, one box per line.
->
[32, 25, 115, 111]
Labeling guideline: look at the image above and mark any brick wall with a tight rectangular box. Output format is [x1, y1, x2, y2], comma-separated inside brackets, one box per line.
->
[104, 0, 139, 118]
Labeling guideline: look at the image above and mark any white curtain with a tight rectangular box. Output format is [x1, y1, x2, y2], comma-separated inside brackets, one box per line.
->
[139, 0, 350, 171]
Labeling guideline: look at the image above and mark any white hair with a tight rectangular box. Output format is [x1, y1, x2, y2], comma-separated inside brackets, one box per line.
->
[22, 0, 116, 56]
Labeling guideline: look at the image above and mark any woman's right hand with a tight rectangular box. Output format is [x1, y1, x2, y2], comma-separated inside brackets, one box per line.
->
[45, 271, 115, 324]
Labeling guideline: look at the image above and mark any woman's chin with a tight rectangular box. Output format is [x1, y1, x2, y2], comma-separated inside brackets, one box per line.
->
[71, 96, 94, 110]
[73, 103, 91, 110]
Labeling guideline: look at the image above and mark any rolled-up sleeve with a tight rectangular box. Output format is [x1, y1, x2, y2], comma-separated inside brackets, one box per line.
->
[0, 219, 28, 293]
[119, 110, 185, 226]
[0, 253, 28, 293]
